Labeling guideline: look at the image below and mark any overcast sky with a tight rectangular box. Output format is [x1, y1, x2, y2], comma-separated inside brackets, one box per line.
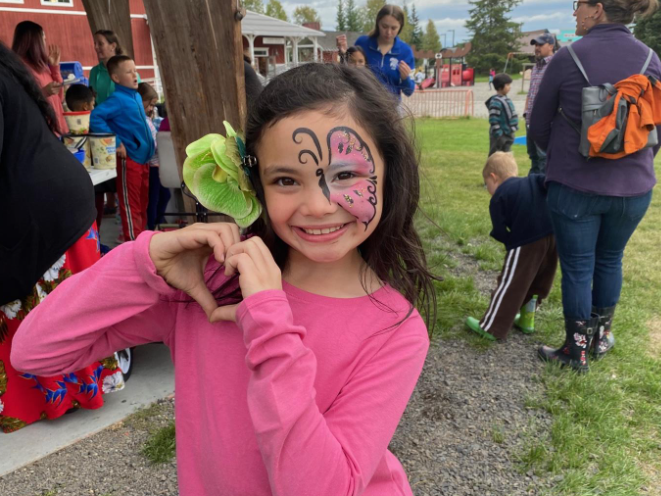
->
[279, 0, 577, 45]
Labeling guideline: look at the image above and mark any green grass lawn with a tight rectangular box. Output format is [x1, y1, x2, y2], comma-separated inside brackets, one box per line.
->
[415, 117, 661, 495]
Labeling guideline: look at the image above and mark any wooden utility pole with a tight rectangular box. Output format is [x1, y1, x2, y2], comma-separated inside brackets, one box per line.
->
[142, 0, 247, 189]
[81, 0, 134, 58]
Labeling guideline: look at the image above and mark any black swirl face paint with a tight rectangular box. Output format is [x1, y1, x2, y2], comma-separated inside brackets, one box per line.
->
[292, 126, 378, 230]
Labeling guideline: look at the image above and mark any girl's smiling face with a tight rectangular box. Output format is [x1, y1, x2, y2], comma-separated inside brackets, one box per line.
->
[257, 109, 385, 264]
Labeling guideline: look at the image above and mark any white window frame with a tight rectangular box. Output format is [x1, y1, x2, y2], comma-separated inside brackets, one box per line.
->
[253, 48, 269, 57]
[0, 0, 26, 4]
[40, 0, 74, 7]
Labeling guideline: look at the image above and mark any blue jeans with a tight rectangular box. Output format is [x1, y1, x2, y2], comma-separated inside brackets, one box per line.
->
[526, 124, 547, 175]
[547, 183, 652, 320]
[147, 166, 172, 230]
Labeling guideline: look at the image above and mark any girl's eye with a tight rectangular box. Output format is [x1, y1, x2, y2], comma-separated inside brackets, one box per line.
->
[335, 171, 356, 181]
[276, 177, 297, 187]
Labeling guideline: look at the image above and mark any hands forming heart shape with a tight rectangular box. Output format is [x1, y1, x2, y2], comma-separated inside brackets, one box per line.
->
[149, 223, 282, 323]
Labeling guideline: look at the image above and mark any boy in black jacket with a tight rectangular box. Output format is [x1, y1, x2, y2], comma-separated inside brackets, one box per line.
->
[466, 152, 557, 340]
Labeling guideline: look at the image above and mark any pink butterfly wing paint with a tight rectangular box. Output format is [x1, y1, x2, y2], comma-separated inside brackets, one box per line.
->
[326, 127, 378, 229]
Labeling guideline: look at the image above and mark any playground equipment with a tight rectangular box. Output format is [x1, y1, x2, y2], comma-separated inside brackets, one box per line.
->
[405, 88, 474, 118]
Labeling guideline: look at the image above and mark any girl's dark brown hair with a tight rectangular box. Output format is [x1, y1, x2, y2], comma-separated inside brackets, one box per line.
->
[12, 21, 49, 72]
[94, 29, 124, 56]
[210, 63, 437, 333]
[368, 4, 405, 38]
[0, 40, 57, 132]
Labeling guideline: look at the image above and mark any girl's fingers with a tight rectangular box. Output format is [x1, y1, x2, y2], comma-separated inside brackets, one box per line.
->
[186, 281, 218, 320]
[223, 252, 254, 278]
[209, 304, 238, 323]
[225, 239, 267, 272]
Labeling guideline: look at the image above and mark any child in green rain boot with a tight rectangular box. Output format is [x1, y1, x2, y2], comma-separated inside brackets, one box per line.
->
[465, 153, 557, 341]
[514, 296, 537, 334]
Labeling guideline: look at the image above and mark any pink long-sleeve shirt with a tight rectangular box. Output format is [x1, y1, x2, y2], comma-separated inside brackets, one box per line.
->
[12, 232, 429, 496]
[27, 63, 68, 136]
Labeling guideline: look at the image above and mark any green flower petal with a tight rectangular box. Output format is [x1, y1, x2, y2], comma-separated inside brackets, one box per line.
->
[223, 121, 237, 138]
[224, 137, 242, 168]
[211, 165, 228, 183]
[234, 196, 262, 228]
[192, 164, 252, 219]
[211, 139, 239, 182]
[183, 151, 216, 189]
[185, 134, 223, 157]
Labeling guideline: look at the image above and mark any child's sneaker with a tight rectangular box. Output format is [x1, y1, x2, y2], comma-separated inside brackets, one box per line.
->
[465, 317, 496, 341]
[514, 296, 537, 334]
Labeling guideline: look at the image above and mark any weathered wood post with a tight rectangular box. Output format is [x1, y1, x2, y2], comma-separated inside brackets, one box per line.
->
[81, 0, 134, 58]
[142, 0, 247, 196]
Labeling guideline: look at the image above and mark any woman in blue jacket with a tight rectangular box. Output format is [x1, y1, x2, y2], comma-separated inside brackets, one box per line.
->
[354, 4, 415, 99]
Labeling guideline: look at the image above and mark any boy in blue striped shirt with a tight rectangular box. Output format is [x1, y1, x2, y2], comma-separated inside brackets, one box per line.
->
[486, 74, 518, 156]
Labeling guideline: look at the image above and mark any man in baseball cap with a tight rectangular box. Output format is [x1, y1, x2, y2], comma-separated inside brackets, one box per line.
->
[524, 32, 557, 175]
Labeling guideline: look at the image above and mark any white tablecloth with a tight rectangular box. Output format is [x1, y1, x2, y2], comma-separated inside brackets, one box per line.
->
[89, 168, 117, 186]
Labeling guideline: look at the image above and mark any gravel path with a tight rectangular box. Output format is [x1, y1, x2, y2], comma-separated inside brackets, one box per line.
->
[0, 251, 554, 496]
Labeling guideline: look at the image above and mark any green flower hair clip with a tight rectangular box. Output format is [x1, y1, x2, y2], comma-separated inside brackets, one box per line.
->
[183, 121, 262, 228]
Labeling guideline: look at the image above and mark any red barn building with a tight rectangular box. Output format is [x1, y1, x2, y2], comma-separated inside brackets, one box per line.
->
[0, 0, 156, 81]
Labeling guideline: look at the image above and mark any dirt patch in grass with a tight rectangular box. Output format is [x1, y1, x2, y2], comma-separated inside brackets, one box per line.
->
[640, 462, 661, 495]
[646, 318, 661, 359]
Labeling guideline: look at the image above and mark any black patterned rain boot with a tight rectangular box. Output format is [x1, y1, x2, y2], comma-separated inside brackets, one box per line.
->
[591, 306, 616, 360]
[537, 315, 598, 373]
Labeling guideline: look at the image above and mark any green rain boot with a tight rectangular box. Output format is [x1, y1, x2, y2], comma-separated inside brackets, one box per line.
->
[465, 317, 497, 341]
[514, 296, 538, 334]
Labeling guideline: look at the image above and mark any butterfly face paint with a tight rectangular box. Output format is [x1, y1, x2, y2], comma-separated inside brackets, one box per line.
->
[292, 126, 378, 230]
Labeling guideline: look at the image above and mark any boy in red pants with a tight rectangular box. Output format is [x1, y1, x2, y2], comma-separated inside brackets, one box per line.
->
[466, 152, 557, 341]
[90, 55, 155, 241]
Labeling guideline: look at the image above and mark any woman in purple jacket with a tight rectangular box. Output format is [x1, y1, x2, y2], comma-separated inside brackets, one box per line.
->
[529, 0, 660, 372]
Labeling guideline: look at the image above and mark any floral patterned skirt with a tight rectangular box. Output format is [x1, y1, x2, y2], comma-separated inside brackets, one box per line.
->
[0, 223, 124, 433]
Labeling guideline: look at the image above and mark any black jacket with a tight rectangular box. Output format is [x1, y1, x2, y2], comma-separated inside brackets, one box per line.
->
[0, 67, 96, 305]
[489, 175, 554, 251]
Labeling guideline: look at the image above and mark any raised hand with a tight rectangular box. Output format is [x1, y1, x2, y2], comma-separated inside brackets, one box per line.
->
[48, 44, 61, 67]
[210, 236, 282, 323]
[149, 223, 241, 320]
[398, 60, 412, 80]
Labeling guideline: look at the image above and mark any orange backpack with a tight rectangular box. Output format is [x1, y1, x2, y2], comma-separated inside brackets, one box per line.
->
[559, 45, 661, 159]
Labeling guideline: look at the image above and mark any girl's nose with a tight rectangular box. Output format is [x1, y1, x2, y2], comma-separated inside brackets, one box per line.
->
[301, 184, 337, 218]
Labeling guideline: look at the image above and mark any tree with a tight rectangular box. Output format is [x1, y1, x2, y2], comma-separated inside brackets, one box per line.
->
[293, 5, 321, 25]
[399, 4, 413, 44]
[634, 11, 661, 57]
[245, 0, 264, 14]
[266, 0, 288, 21]
[336, 0, 346, 31]
[422, 19, 441, 53]
[359, 0, 386, 33]
[410, 4, 423, 49]
[346, 0, 361, 32]
[465, 0, 523, 75]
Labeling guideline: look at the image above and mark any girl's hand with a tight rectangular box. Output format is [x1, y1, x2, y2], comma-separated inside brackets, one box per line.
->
[210, 237, 282, 323]
[399, 61, 412, 80]
[149, 223, 241, 320]
[44, 81, 62, 96]
[48, 44, 61, 67]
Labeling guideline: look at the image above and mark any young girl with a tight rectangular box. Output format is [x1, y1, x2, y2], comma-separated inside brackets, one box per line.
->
[13, 64, 435, 495]
[346, 46, 367, 67]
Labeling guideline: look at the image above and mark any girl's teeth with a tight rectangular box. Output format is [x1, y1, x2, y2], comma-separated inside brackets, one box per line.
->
[303, 225, 342, 235]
